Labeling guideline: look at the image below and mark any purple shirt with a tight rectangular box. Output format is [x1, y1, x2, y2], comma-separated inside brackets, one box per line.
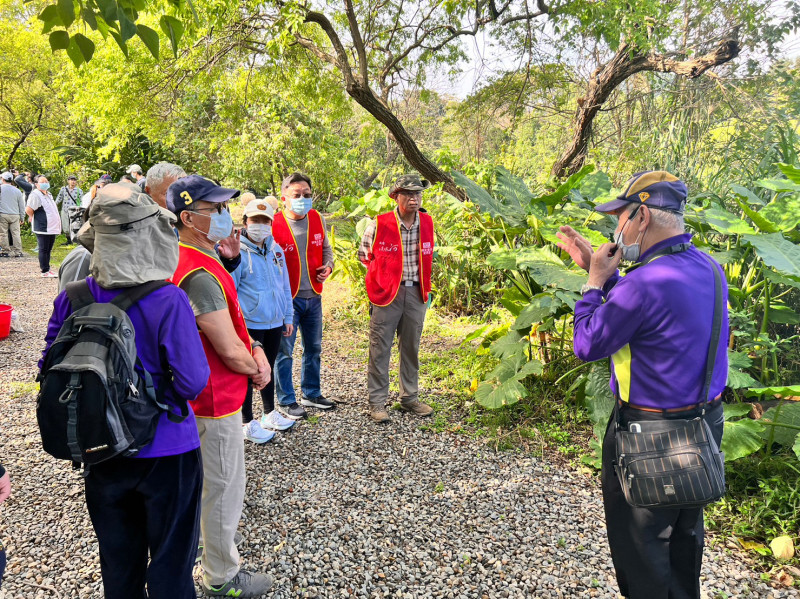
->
[41, 278, 210, 458]
[573, 234, 729, 409]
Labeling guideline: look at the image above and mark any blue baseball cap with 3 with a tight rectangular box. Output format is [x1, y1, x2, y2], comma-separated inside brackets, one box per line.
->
[594, 170, 688, 214]
[166, 174, 240, 215]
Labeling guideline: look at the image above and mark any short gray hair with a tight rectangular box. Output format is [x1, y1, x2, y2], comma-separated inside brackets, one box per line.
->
[146, 162, 186, 194]
[648, 207, 685, 231]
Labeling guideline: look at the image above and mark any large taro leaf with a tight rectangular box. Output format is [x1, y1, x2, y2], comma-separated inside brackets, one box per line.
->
[747, 384, 800, 397]
[536, 165, 595, 207]
[758, 195, 800, 232]
[515, 246, 564, 266]
[521, 261, 586, 293]
[760, 403, 800, 448]
[779, 163, 800, 184]
[732, 195, 779, 233]
[721, 419, 766, 461]
[580, 171, 612, 200]
[476, 355, 543, 409]
[495, 167, 531, 211]
[489, 330, 527, 360]
[452, 171, 525, 225]
[763, 269, 800, 290]
[699, 206, 757, 235]
[539, 224, 609, 248]
[730, 184, 766, 206]
[724, 403, 754, 419]
[514, 293, 564, 330]
[768, 304, 800, 325]
[743, 233, 800, 277]
[486, 249, 516, 270]
[584, 361, 614, 429]
[755, 178, 800, 193]
[475, 378, 526, 409]
[728, 351, 759, 389]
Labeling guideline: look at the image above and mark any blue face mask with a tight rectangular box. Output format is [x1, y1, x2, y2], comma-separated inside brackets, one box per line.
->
[202, 208, 233, 243]
[290, 197, 313, 217]
[39, 182, 50, 191]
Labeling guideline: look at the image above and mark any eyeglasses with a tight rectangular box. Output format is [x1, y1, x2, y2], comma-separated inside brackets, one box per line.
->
[190, 203, 227, 215]
[289, 193, 314, 199]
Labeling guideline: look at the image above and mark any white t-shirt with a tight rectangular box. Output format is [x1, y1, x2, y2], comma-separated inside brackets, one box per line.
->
[27, 189, 61, 235]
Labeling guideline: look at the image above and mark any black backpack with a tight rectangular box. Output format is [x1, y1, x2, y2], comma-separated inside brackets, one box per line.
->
[36, 280, 189, 467]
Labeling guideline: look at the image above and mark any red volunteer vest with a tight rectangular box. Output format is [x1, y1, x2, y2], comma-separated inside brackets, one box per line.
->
[272, 210, 325, 298]
[171, 243, 251, 418]
[365, 210, 434, 307]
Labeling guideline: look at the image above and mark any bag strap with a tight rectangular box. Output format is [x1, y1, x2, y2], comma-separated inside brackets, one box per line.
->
[700, 253, 724, 406]
[65, 280, 96, 311]
[110, 280, 173, 312]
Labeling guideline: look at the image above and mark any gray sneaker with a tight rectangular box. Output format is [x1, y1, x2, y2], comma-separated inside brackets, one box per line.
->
[300, 394, 335, 410]
[279, 402, 307, 420]
[202, 569, 273, 597]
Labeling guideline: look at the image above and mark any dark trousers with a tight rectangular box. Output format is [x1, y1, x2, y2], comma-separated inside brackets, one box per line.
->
[601, 402, 724, 599]
[84, 449, 203, 599]
[36, 233, 56, 273]
[242, 326, 283, 421]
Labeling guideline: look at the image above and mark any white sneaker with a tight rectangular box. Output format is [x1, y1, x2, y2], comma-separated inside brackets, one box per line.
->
[243, 420, 275, 444]
[260, 409, 295, 431]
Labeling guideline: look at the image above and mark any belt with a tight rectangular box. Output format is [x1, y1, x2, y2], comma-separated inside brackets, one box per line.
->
[402, 280, 420, 287]
[619, 394, 722, 414]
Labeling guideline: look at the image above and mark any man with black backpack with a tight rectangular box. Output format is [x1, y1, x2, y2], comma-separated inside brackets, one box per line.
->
[38, 182, 210, 599]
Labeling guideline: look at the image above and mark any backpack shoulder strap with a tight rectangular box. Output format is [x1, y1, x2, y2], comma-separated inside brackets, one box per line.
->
[111, 280, 173, 312]
[65, 280, 95, 311]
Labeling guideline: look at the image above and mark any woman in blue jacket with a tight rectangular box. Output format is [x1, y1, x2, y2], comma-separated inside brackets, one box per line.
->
[233, 198, 296, 442]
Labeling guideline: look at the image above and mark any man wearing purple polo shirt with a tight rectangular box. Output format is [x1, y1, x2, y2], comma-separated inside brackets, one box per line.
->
[40, 183, 209, 599]
[557, 171, 728, 599]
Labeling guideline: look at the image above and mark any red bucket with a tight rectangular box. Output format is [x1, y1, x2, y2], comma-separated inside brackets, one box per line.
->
[0, 304, 12, 339]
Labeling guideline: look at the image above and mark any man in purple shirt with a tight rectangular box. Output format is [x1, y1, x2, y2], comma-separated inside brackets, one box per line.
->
[40, 183, 209, 599]
[557, 171, 727, 599]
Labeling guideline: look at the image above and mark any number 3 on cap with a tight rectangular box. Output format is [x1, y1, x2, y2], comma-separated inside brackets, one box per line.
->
[180, 191, 193, 205]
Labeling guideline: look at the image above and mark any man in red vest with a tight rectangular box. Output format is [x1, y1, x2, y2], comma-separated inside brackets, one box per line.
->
[167, 175, 273, 598]
[359, 174, 435, 423]
[272, 172, 335, 420]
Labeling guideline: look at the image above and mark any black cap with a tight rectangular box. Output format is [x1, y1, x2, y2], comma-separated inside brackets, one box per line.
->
[167, 174, 240, 215]
[67, 175, 77, 181]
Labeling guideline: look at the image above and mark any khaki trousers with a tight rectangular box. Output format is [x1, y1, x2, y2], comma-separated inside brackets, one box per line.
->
[368, 285, 428, 408]
[196, 412, 246, 586]
[0, 213, 22, 254]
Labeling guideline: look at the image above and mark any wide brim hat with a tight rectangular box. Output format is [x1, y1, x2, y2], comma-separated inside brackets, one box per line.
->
[390, 174, 430, 195]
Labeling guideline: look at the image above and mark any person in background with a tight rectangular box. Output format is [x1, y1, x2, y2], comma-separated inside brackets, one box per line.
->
[358, 174, 435, 422]
[120, 174, 134, 184]
[82, 178, 109, 213]
[41, 182, 208, 599]
[145, 162, 187, 210]
[55, 175, 83, 244]
[0, 172, 25, 258]
[127, 164, 147, 192]
[557, 171, 728, 599]
[168, 175, 273, 598]
[233, 199, 296, 443]
[25, 175, 60, 277]
[272, 172, 335, 420]
[14, 171, 33, 199]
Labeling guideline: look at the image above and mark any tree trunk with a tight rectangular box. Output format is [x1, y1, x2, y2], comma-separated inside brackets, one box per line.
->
[347, 83, 468, 201]
[551, 37, 740, 178]
[6, 131, 31, 170]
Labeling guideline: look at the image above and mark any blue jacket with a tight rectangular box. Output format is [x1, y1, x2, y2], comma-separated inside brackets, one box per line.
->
[233, 232, 294, 330]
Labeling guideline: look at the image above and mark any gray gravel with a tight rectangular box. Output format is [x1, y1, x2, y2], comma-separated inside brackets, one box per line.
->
[0, 253, 796, 598]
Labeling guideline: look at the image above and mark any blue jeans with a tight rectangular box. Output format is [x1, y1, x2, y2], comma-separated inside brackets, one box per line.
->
[276, 296, 323, 405]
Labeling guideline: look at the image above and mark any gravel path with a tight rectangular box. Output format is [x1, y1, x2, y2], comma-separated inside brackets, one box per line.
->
[0, 253, 795, 598]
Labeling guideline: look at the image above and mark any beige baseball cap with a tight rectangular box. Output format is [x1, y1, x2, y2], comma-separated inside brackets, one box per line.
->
[243, 198, 275, 219]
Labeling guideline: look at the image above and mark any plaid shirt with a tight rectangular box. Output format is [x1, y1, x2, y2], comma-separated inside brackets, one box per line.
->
[358, 208, 420, 282]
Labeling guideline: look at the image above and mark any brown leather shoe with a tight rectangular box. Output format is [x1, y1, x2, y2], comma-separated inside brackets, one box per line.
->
[370, 408, 390, 423]
[399, 400, 433, 417]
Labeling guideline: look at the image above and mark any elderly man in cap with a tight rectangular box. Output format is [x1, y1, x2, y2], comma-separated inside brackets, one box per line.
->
[55, 175, 83, 243]
[127, 164, 147, 191]
[0, 171, 25, 257]
[168, 175, 273, 597]
[359, 174, 435, 422]
[557, 171, 728, 599]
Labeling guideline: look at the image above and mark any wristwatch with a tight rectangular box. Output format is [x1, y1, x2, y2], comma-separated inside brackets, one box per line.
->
[251, 341, 264, 351]
[580, 283, 604, 295]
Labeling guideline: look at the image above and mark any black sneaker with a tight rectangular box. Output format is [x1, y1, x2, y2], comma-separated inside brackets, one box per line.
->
[279, 402, 308, 420]
[300, 394, 335, 410]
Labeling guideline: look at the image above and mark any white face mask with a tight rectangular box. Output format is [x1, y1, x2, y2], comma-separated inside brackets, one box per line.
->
[247, 223, 272, 243]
